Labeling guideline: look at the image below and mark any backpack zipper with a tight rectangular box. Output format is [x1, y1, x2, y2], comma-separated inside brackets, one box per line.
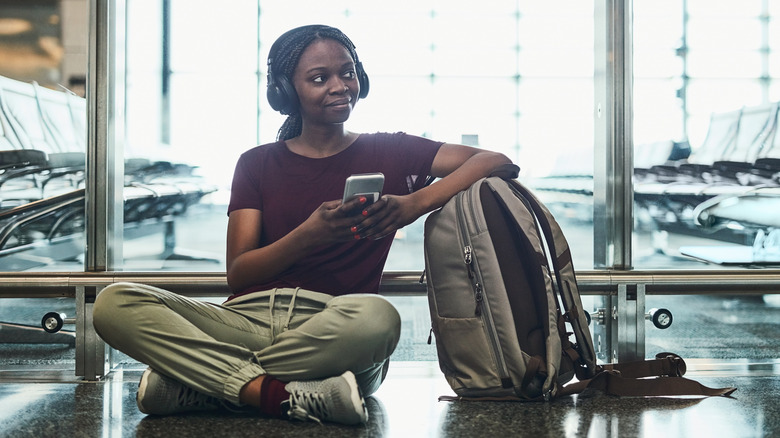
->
[456, 189, 511, 387]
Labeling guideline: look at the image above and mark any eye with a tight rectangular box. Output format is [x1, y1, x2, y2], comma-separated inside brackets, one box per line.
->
[343, 71, 356, 79]
[312, 75, 325, 83]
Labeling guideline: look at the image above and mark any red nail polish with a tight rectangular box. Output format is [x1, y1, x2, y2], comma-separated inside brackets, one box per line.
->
[350, 226, 358, 233]
[362, 210, 368, 216]
[354, 234, 361, 240]
[359, 196, 367, 203]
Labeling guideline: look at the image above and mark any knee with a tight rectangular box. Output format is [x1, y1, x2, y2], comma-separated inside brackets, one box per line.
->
[360, 295, 401, 339]
[335, 295, 402, 352]
[92, 282, 143, 336]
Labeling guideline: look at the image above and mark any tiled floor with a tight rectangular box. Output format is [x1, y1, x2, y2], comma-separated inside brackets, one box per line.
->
[0, 360, 778, 438]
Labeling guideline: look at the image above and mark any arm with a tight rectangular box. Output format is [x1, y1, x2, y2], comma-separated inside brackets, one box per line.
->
[358, 143, 512, 239]
[226, 196, 369, 292]
[417, 143, 513, 214]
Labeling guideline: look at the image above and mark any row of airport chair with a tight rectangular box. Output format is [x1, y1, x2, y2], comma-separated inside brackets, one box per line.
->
[530, 101, 780, 263]
[0, 74, 218, 270]
[633, 102, 780, 245]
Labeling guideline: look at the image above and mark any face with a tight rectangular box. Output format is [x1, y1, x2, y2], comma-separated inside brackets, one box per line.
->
[291, 39, 360, 127]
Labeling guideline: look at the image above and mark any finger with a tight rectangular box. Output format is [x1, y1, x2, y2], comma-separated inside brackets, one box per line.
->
[341, 195, 373, 215]
[361, 212, 399, 240]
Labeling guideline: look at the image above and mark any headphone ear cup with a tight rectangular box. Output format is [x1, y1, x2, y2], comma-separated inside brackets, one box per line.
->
[356, 63, 369, 99]
[267, 74, 299, 115]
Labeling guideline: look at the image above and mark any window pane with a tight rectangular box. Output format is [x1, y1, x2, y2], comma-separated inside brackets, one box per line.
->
[0, 0, 87, 272]
[122, 1, 597, 272]
[634, 1, 780, 271]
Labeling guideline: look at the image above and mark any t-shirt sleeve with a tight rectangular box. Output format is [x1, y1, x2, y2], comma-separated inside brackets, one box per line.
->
[227, 151, 263, 215]
[391, 133, 443, 193]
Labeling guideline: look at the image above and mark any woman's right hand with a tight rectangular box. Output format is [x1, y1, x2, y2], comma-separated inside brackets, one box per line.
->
[300, 196, 372, 245]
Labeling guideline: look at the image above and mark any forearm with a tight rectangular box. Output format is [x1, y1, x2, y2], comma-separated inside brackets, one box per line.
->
[226, 225, 320, 292]
[412, 150, 512, 215]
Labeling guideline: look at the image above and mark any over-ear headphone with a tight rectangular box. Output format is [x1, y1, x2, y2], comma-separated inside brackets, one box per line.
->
[266, 25, 370, 115]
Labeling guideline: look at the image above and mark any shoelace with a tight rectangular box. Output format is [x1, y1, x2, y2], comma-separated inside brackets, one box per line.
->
[287, 389, 329, 424]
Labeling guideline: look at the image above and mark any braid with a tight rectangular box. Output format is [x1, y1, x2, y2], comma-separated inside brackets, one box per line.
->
[277, 114, 303, 141]
[270, 25, 361, 141]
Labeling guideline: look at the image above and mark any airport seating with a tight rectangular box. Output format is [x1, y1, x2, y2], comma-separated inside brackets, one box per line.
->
[633, 102, 779, 241]
[529, 101, 780, 260]
[0, 74, 218, 269]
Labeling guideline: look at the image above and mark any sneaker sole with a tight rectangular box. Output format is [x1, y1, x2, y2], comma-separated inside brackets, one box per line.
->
[341, 371, 369, 424]
[136, 368, 154, 414]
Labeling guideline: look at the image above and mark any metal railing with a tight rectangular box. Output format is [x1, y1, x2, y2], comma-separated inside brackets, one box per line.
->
[1, 270, 780, 298]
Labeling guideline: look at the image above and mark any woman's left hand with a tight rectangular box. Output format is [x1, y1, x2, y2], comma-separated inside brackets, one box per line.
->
[354, 194, 423, 240]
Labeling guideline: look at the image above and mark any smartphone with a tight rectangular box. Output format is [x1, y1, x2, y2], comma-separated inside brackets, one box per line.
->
[342, 172, 385, 204]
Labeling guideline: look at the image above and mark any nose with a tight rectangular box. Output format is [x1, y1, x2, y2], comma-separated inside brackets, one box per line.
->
[328, 77, 349, 94]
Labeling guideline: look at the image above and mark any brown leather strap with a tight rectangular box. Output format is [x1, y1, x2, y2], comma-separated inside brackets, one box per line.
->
[559, 371, 737, 398]
[600, 353, 687, 378]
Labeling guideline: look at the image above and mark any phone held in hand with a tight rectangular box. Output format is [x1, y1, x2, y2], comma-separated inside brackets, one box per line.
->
[342, 173, 384, 205]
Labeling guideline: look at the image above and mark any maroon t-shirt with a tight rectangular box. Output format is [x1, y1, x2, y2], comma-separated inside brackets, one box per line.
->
[227, 132, 443, 298]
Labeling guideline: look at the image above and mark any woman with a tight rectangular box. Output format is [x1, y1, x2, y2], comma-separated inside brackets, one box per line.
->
[93, 24, 511, 425]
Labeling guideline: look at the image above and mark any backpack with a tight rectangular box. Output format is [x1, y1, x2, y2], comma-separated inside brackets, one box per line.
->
[423, 165, 736, 400]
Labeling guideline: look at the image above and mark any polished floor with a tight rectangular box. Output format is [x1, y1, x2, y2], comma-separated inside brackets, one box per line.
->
[1, 294, 779, 437]
[0, 361, 778, 437]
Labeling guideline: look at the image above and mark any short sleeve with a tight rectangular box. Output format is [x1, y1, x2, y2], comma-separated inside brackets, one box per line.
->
[227, 152, 263, 214]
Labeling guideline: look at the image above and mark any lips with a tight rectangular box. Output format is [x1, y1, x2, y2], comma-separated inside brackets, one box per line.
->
[327, 97, 352, 107]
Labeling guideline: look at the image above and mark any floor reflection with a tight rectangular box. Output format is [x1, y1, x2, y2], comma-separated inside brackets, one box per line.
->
[0, 363, 778, 437]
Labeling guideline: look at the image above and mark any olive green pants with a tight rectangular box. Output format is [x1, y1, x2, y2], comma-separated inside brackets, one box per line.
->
[92, 282, 401, 405]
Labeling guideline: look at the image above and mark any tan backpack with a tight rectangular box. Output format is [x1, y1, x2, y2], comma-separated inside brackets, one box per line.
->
[424, 165, 736, 400]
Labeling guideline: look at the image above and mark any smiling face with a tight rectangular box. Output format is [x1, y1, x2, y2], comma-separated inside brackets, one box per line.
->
[291, 38, 360, 129]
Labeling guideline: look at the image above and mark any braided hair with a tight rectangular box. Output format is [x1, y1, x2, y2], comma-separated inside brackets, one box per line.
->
[268, 25, 363, 141]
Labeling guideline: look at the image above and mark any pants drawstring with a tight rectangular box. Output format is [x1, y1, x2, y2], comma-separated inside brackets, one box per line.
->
[283, 287, 300, 333]
[268, 287, 300, 345]
[269, 288, 277, 344]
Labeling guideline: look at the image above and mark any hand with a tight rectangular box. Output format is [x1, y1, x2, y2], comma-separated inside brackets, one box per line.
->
[300, 195, 374, 244]
[353, 194, 424, 240]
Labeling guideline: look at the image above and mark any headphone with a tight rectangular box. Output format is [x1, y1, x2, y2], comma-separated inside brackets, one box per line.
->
[266, 25, 370, 115]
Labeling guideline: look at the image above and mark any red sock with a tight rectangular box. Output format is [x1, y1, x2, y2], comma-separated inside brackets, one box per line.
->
[258, 377, 289, 417]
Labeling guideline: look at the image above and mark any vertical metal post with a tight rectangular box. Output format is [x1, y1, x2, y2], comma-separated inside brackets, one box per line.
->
[75, 286, 108, 380]
[83, 0, 126, 379]
[593, 0, 633, 269]
[87, 0, 125, 273]
[612, 283, 645, 362]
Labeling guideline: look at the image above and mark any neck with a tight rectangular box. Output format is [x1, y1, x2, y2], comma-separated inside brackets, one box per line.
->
[286, 124, 358, 158]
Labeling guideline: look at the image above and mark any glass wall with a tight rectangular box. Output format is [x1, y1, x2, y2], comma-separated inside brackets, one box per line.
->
[633, 0, 780, 270]
[1, 0, 779, 370]
[122, 0, 596, 272]
[1, 1, 777, 275]
[0, 0, 87, 272]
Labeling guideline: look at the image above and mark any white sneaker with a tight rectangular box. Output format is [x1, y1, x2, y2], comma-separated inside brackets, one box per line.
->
[136, 368, 222, 415]
[282, 371, 368, 425]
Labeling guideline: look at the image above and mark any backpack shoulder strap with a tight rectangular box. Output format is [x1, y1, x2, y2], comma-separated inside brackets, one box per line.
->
[500, 178, 598, 378]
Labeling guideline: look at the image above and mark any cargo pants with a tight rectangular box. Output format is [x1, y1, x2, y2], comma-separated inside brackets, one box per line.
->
[92, 282, 401, 405]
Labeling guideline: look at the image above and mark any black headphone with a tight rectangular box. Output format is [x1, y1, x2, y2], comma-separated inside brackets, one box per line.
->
[266, 25, 370, 115]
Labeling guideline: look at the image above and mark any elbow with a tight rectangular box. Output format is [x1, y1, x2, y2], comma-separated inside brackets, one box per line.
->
[489, 151, 512, 165]
[481, 151, 514, 174]
[225, 265, 246, 293]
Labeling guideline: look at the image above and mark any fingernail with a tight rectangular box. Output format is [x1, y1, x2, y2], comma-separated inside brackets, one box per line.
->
[362, 210, 368, 216]
[359, 196, 367, 203]
[354, 234, 361, 240]
[350, 226, 358, 233]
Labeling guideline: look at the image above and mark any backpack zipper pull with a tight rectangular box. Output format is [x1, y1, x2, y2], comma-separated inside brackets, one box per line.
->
[463, 245, 473, 264]
[474, 283, 483, 316]
[427, 327, 434, 344]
